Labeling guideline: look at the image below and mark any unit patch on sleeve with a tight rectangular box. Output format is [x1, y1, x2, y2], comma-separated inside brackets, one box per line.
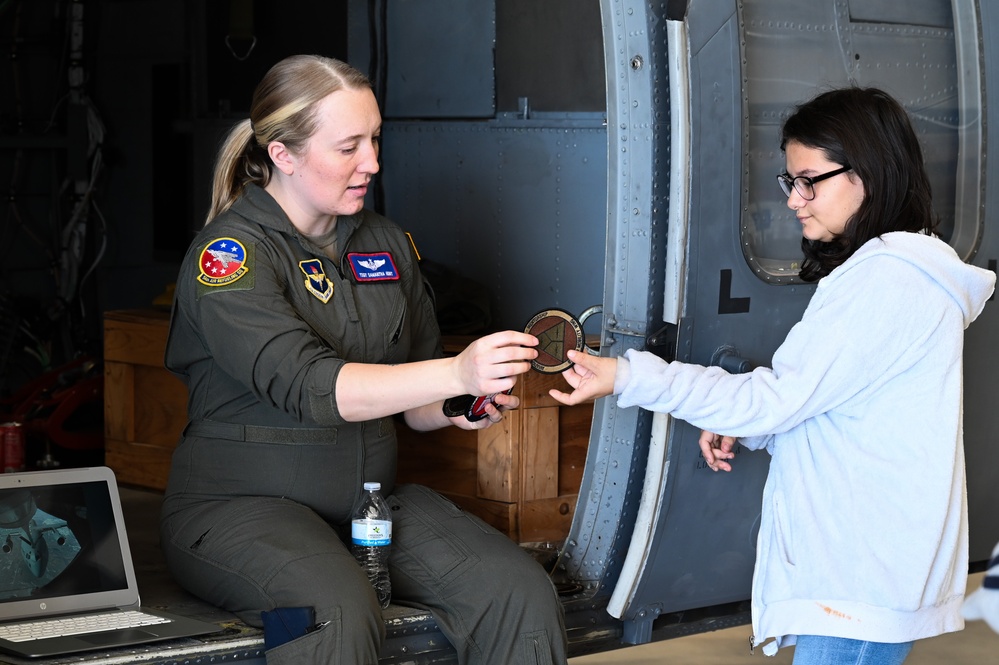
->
[347, 252, 399, 282]
[299, 259, 334, 303]
[198, 238, 250, 287]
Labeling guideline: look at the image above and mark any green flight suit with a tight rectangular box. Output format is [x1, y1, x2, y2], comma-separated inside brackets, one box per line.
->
[160, 184, 567, 665]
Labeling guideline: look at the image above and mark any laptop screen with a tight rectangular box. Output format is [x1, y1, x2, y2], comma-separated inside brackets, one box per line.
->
[0, 468, 138, 621]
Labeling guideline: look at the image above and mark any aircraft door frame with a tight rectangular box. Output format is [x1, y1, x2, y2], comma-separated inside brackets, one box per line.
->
[555, 0, 669, 602]
[602, 1, 813, 644]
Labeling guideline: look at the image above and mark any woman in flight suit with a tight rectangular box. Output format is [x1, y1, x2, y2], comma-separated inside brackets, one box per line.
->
[160, 54, 568, 665]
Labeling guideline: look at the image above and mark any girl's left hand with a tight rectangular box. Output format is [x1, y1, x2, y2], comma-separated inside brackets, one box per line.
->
[699, 430, 737, 472]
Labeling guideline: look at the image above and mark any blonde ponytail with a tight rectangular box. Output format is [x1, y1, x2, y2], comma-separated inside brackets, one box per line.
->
[205, 119, 268, 225]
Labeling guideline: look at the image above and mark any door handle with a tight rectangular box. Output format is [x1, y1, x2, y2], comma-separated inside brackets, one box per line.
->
[710, 345, 753, 374]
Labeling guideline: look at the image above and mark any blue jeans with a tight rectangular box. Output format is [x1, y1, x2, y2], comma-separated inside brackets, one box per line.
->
[792, 636, 914, 665]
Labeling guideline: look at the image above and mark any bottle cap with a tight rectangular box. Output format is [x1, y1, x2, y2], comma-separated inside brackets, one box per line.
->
[363, 482, 381, 491]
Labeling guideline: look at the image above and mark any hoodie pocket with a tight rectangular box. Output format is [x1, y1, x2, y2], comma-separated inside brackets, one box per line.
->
[772, 492, 796, 567]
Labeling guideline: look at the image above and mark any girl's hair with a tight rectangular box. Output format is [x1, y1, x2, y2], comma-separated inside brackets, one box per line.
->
[780, 86, 938, 281]
[205, 55, 372, 225]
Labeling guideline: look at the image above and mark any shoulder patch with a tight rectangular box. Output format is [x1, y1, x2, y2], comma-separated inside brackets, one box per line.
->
[347, 252, 400, 282]
[198, 237, 250, 287]
[299, 259, 334, 303]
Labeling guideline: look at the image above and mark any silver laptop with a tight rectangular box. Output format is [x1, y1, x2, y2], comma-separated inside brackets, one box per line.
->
[0, 466, 220, 658]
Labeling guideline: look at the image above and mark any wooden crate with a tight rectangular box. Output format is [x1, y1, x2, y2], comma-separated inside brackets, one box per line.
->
[103, 309, 186, 490]
[102, 311, 592, 543]
[396, 338, 591, 544]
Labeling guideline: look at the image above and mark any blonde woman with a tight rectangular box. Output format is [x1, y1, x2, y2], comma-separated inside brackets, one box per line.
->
[160, 55, 565, 665]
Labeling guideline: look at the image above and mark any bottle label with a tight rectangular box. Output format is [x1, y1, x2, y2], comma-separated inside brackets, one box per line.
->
[351, 519, 392, 546]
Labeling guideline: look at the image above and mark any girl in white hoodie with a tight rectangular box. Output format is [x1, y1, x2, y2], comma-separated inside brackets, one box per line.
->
[550, 87, 996, 664]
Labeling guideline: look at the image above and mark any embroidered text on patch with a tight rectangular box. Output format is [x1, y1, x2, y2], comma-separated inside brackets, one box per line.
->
[198, 238, 249, 286]
[299, 259, 334, 303]
[348, 252, 399, 282]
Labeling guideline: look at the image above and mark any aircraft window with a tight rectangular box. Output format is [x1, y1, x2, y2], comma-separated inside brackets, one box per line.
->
[740, 0, 983, 284]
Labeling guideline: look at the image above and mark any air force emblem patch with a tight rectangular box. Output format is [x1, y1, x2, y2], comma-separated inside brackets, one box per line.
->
[347, 252, 399, 282]
[299, 259, 334, 303]
[198, 238, 249, 286]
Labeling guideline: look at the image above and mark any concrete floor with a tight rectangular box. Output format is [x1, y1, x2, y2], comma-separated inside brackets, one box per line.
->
[569, 573, 997, 664]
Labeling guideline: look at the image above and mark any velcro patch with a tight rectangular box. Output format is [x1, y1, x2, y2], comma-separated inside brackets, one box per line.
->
[299, 259, 334, 303]
[198, 238, 250, 287]
[347, 252, 399, 282]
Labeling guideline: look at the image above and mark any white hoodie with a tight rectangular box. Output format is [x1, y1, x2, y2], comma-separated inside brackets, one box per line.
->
[613, 232, 995, 653]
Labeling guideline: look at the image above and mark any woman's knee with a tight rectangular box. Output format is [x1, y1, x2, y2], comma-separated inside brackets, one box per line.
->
[309, 572, 385, 639]
[480, 545, 560, 606]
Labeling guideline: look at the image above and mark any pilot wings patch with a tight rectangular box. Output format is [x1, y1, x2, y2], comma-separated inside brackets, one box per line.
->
[347, 252, 399, 282]
[198, 238, 250, 286]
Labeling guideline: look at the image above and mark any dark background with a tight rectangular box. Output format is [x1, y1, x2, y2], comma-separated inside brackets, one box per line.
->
[0, 0, 353, 391]
[0, 0, 603, 388]
[0, 0, 604, 467]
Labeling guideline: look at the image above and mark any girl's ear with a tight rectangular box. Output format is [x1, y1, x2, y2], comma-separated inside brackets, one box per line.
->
[267, 141, 295, 176]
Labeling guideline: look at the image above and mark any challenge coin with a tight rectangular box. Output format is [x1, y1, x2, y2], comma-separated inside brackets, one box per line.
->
[524, 308, 584, 374]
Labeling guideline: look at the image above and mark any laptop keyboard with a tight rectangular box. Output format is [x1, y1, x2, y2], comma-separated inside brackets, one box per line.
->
[0, 610, 172, 642]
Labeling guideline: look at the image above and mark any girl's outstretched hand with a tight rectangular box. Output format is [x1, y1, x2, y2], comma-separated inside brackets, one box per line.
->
[548, 349, 617, 405]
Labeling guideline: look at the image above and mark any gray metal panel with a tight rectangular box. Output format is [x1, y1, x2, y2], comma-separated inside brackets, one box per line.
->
[495, 0, 606, 113]
[383, 0, 496, 118]
[847, 0, 954, 27]
[379, 118, 607, 329]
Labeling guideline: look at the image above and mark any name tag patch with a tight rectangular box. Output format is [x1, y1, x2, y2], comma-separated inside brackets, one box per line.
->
[348, 252, 399, 282]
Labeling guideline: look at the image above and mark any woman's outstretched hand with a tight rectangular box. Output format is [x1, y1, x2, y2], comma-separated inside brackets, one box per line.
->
[453, 330, 538, 397]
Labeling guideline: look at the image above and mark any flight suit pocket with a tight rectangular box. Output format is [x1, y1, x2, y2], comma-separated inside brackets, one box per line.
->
[388, 486, 481, 587]
[381, 296, 410, 363]
[265, 609, 343, 665]
[522, 630, 556, 665]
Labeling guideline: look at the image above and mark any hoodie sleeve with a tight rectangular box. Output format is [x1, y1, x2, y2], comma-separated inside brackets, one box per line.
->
[616, 251, 960, 440]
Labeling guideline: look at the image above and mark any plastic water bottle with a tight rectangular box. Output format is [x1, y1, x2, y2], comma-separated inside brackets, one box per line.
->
[351, 481, 392, 608]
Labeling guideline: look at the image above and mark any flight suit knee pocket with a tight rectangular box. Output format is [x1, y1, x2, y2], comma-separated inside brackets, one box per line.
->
[522, 629, 556, 665]
[389, 489, 480, 586]
[264, 609, 367, 665]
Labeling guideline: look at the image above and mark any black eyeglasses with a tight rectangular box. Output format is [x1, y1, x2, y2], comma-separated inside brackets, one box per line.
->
[777, 165, 851, 200]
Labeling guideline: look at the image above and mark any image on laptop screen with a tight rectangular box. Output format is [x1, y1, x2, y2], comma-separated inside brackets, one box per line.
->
[0, 481, 128, 604]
